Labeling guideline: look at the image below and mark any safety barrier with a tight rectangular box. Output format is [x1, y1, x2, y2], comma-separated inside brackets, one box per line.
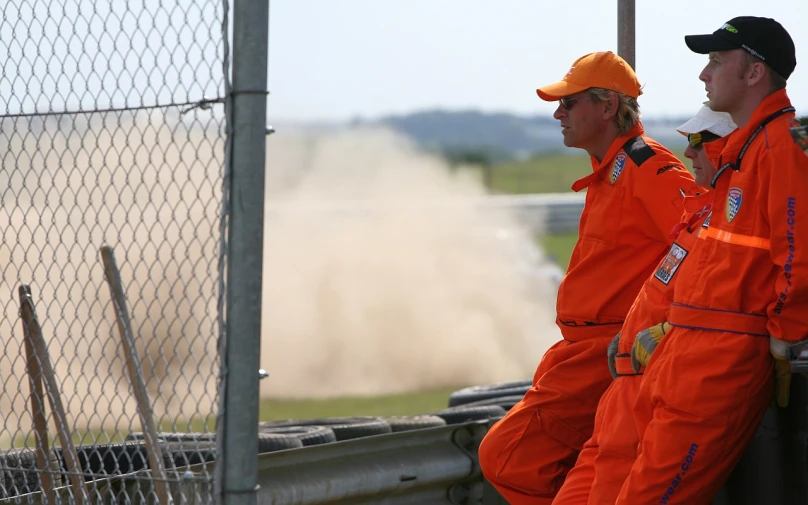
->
[3, 373, 804, 505]
[263, 192, 587, 235]
[254, 422, 486, 505]
[482, 193, 585, 234]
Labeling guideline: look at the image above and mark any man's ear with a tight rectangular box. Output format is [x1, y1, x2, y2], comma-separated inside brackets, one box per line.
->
[748, 61, 766, 87]
[602, 91, 619, 121]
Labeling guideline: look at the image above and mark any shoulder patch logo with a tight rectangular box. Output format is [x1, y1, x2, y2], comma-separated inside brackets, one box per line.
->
[654, 243, 688, 285]
[610, 152, 627, 184]
[726, 187, 743, 223]
[790, 126, 808, 156]
[656, 164, 678, 175]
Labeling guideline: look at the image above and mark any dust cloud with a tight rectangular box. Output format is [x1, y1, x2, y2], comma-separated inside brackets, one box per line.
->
[0, 113, 564, 443]
[0, 111, 220, 442]
[260, 127, 563, 398]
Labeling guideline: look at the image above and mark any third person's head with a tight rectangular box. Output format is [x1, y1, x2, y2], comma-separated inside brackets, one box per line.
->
[676, 105, 736, 188]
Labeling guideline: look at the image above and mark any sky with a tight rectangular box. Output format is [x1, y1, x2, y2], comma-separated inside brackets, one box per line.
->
[266, 0, 808, 123]
[1, 0, 223, 116]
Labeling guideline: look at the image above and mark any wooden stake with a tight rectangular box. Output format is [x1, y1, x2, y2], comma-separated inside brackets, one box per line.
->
[100, 245, 172, 505]
[18, 285, 88, 505]
[20, 289, 58, 505]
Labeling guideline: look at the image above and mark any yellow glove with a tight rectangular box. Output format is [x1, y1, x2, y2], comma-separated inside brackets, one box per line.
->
[607, 332, 621, 379]
[631, 322, 672, 373]
[770, 337, 792, 408]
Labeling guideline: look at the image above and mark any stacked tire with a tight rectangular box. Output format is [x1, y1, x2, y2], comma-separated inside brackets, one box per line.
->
[446, 379, 530, 412]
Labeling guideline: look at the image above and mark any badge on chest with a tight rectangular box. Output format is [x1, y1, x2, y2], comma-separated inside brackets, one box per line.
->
[725, 187, 743, 223]
[654, 243, 688, 285]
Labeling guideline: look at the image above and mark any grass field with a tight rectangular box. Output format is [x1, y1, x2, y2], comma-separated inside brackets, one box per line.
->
[7, 386, 462, 444]
[485, 153, 591, 194]
[14, 388, 465, 444]
[538, 232, 578, 269]
[259, 387, 460, 421]
[492, 153, 582, 267]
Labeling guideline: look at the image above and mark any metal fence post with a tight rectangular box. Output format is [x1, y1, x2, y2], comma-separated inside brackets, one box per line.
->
[617, 0, 636, 70]
[219, 0, 269, 504]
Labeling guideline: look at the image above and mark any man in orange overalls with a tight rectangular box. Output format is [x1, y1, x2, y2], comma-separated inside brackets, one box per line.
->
[614, 16, 808, 505]
[550, 105, 736, 505]
[477, 51, 701, 505]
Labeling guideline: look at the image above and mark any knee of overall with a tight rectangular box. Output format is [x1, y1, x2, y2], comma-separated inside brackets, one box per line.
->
[478, 419, 508, 479]
[478, 409, 535, 481]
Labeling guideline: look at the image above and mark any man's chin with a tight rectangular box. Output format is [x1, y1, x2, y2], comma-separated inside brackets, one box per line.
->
[694, 170, 714, 188]
[706, 99, 727, 113]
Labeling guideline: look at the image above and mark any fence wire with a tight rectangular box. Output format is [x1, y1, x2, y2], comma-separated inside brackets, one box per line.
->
[0, 0, 229, 503]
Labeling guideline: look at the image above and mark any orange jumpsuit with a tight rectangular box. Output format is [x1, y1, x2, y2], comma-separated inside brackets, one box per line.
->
[478, 125, 699, 505]
[551, 138, 729, 505]
[615, 90, 808, 505]
[551, 189, 715, 505]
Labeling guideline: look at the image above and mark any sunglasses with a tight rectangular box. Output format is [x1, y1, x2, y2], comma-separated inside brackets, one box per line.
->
[559, 96, 580, 110]
[687, 131, 721, 150]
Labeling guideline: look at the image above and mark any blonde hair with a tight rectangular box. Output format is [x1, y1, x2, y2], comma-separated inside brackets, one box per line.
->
[588, 88, 641, 136]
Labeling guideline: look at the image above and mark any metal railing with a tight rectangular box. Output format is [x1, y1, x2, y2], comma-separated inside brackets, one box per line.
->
[255, 422, 487, 505]
[263, 192, 586, 235]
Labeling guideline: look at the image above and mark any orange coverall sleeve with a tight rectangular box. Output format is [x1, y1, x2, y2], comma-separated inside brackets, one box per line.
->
[631, 164, 693, 245]
[765, 145, 808, 342]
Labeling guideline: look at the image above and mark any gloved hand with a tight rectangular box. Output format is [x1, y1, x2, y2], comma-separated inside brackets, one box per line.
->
[631, 322, 672, 373]
[607, 331, 621, 379]
[770, 336, 792, 408]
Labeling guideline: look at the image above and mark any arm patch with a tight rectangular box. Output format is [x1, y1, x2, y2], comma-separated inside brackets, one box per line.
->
[656, 164, 679, 175]
[622, 136, 656, 166]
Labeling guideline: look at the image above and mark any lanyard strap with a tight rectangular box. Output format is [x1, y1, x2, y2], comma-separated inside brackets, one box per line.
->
[710, 106, 796, 188]
[669, 203, 713, 240]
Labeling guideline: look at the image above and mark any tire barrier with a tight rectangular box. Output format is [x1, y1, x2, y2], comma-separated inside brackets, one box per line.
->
[433, 405, 508, 425]
[4, 376, 806, 504]
[461, 394, 525, 412]
[447, 379, 531, 408]
[257, 426, 337, 447]
[714, 373, 808, 505]
[128, 429, 312, 451]
[385, 415, 447, 432]
[0, 448, 60, 498]
[65, 441, 170, 480]
[259, 416, 392, 442]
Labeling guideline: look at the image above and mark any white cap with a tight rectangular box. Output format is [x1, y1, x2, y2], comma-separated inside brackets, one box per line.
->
[676, 104, 737, 137]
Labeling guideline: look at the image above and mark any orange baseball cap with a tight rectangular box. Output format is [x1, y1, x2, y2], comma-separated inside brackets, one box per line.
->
[536, 51, 641, 101]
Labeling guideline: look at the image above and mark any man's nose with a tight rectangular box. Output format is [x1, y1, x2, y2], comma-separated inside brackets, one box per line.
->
[699, 65, 711, 83]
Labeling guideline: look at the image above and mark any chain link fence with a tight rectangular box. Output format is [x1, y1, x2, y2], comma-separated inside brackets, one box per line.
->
[0, 0, 237, 503]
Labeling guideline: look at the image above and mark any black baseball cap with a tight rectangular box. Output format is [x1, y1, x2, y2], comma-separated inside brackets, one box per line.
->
[684, 16, 796, 79]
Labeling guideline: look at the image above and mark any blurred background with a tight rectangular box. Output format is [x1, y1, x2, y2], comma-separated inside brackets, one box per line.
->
[6, 1, 804, 430]
[0, 3, 802, 501]
[257, 0, 808, 418]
